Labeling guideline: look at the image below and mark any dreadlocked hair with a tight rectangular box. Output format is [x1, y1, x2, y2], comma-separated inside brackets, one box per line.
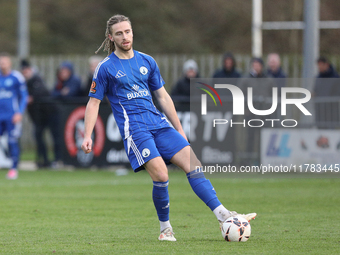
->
[95, 14, 131, 55]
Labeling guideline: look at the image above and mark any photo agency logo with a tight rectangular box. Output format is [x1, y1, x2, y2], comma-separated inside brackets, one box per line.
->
[197, 82, 312, 128]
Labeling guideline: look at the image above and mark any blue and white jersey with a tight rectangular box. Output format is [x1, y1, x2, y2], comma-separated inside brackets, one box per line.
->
[0, 70, 28, 121]
[90, 50, 170, 139]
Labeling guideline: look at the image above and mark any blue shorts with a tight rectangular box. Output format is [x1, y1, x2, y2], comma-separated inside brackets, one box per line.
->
[0, 119, 22, 142]
[124, 127, 190, 172]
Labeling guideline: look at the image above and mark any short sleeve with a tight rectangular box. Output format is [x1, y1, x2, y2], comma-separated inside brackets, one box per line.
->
[148, 59, 165, 91]
[89, 63, 108, 100]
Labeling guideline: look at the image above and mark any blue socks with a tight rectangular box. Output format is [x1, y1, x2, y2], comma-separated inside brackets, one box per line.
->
[8, 138, 20, 169]
[152, 180, 170, 222]
[187, 170, 221, 211]
[152, 173, 227, 228]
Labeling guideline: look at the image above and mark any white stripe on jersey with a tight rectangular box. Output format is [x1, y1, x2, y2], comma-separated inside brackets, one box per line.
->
[131, 139, 144, 166]
[93, 57, 109, 79]
[12, 70, 25, 84]
[119, 102, 130, 139]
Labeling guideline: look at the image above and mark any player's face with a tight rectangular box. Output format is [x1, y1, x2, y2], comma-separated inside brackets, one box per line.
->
[109, 21, 133, 52]
[0, 56, 12, 74]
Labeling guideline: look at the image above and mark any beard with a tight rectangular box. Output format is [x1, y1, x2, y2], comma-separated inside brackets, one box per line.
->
[116, 41, 132, 52]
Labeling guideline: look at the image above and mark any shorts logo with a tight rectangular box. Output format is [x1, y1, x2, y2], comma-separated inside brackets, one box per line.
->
[140, 66, 148, 75]
[142, 148, 150, 158]
[90, 81, 97, 93]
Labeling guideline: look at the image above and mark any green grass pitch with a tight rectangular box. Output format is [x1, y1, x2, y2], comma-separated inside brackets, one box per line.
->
[0, 169, 339, 254]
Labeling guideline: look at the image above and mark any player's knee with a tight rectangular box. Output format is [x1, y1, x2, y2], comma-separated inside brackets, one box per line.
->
[156, 171, 169, 182]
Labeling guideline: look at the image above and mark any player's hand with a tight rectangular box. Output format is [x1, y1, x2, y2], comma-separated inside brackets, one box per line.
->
[81, 137, 93, 154]
[12, 113, 22, 124]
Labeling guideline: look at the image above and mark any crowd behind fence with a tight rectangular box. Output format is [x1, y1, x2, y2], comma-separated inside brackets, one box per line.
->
[11, 54, 340, 92]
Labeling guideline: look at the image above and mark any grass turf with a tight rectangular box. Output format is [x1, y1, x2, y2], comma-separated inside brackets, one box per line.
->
[0, 169, 339, 254]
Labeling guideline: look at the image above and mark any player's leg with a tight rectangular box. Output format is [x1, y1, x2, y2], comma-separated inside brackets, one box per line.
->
[6, 121, 22, 180]
[170, 146, 231, 222]
[170, 146, 256, 223]
[124, 133, 175, 241]
[144, 157, 175, 241]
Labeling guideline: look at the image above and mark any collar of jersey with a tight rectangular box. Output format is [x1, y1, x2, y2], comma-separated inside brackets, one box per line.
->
[111, 50, 136, 60]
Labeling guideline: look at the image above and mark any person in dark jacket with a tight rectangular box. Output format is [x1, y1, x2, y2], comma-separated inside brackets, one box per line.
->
[171, 59, 199, 103]
[21, 60, 61, 168]
[240, 57, 275, 164]
[313, 57, 340, 129]
[266, 53, 286, 97]
[314, 56, 340, 96]
[266, 53, 286, 79]
[212, 52, 241, 78]
[52, 61, 82, 98]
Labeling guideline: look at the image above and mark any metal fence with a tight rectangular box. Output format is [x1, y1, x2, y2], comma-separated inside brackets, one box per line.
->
[12, 53, 340, 92]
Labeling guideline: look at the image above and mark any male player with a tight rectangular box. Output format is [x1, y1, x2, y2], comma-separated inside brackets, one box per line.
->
[0, 52, 28, 179]
[81, 14, 256, 241]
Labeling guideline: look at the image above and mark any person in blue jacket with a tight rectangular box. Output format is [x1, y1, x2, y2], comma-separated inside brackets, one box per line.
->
[52, 61, 82, 98]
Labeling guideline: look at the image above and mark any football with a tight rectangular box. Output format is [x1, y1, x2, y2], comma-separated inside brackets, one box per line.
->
[221, 216, 251, 242]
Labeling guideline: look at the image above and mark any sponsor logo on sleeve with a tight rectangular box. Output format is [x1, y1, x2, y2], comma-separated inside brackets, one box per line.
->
[90, 81, 97, 93]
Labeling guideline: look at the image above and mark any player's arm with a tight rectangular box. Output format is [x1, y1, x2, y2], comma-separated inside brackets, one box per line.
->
[153, 87, 188, 141]
[81, 97, 101, 154]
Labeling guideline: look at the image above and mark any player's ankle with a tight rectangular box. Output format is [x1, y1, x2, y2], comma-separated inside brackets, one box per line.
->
[160, 220, 172, 232]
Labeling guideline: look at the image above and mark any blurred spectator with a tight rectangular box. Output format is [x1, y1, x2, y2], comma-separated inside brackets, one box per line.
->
[240, 57, 275, 164]
[266, 53, 286, 79]
[0, 52, 28, 179]
[171, 59, 199, 102]
[83, 55, 103, 96]
[314, 56, 340, 96]
[313, 57, 340, 129]
[52, 61, 82, 98]
[212, 52, 241, 78]
[21, 60, 62, 168]
[248, 57, 267, 79]
[266, 53, 286, 97]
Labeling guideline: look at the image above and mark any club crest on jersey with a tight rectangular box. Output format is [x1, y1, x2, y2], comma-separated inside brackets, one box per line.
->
[140, 66, 148, 75]
[142, 148, 150, 158]
[4, 79, 13, 87]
